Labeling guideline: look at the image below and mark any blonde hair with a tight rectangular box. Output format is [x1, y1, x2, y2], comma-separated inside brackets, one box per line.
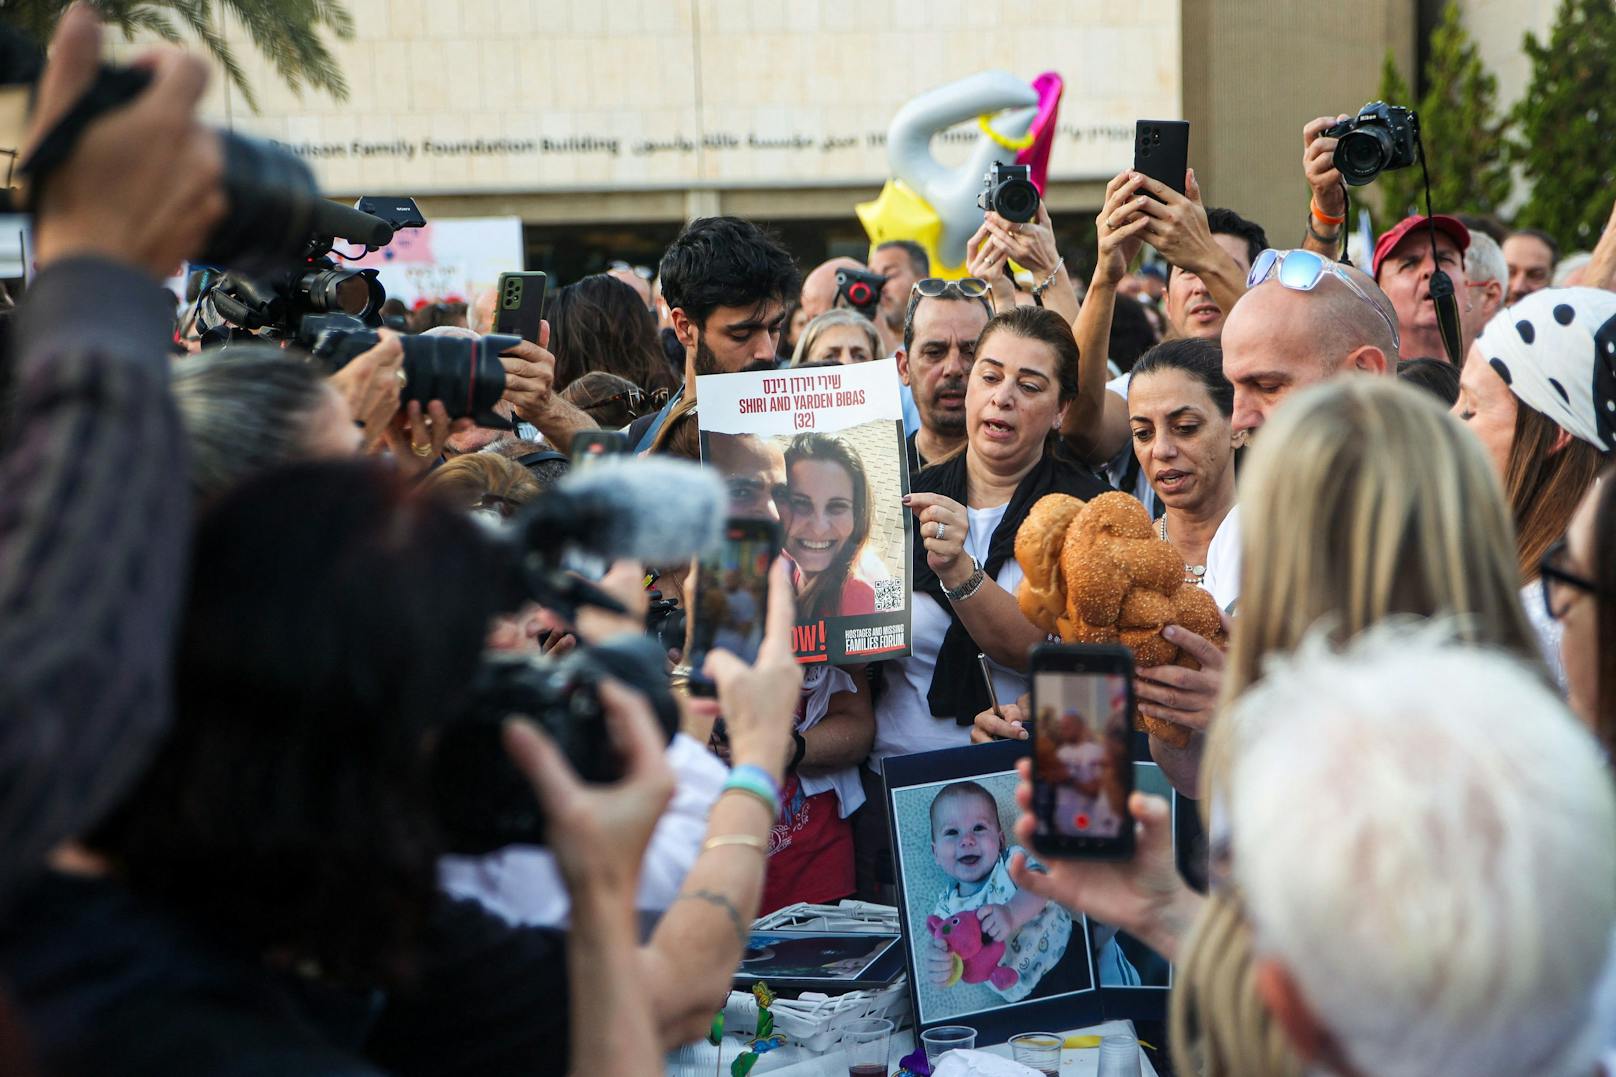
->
[1177, 378, 1543, 1077]
[417, 452, 541, 515]
[789, 308, 882, 367]
[1220, 377, 1536, 710]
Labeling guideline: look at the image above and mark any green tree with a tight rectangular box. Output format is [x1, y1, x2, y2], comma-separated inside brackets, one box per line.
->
[1512, 0, 1616, 249]
[1373, 2, 1512, 226]
[9, 0, 353, 111]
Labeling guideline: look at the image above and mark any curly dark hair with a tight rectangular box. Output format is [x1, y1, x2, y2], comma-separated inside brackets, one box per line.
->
[546, 274, 677, 393]
[87, 461, 505, 989]
[658, 216, 799, 329]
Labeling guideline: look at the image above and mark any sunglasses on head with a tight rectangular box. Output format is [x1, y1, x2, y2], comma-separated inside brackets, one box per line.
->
[608, 260, 654, 280]
[1246, 249, 1402, 352]
[911, 277, 990, 299]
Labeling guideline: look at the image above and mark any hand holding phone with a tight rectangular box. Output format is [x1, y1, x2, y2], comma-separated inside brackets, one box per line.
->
[1029, 644, 1136, 860]
[494, 271, 547, 344]
[1133, 120, 1189, 200]
[687, 518, 780, 697]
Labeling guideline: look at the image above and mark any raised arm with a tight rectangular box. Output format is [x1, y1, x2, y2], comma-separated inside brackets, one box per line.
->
[1061, 171, 1147, 464]
[498, 321, 599, 453]
[1300, 114, 1352, 258]
[0, 7, 225, 899]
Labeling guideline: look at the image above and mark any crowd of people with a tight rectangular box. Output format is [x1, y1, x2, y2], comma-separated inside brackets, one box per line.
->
[2, 7, 1615, 1077]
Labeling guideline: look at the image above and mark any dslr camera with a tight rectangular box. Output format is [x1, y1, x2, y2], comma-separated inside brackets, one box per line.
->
[835, 267, 888, 320]
[978, 161, 1040, 223]
[1325, 101, 1420, 187]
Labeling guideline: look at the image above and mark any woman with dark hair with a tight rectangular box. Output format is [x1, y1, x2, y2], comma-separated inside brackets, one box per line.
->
[546, 273, 679, 394]
[782, 432, 879, 620]
[1453, 287, 1616, 686]
[1547, 468, 1616, 755]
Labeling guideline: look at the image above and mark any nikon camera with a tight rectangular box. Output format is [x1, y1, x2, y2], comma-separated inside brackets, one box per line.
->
[977, 161, 1040, 223]
[1324, 102, 1420, 187]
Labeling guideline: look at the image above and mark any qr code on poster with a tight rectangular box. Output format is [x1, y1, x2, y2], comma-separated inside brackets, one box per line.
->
[874, 578, 904, 612]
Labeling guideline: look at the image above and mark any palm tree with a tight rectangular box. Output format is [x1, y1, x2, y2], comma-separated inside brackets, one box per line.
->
[8, 0, 353, 110]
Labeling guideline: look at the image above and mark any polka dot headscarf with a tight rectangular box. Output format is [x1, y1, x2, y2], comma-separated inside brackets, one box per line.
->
[1477, 287, 1616, 452]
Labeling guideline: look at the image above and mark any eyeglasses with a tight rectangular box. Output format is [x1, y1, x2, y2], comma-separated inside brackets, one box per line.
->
[1538, 537, 1601, 622]
[1246, 249, 1402, 352]
[911, 277, 990, 299]
[608, 260, 654, 281]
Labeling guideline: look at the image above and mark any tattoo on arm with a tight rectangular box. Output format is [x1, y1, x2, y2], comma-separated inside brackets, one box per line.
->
[675, 888, 748, 945]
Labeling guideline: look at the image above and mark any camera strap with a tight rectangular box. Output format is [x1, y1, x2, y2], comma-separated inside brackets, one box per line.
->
[17, 66, 150, 213]
[1415, 136, 1465, 366]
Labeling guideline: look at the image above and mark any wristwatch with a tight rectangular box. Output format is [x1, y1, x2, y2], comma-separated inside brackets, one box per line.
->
[943, 556, 987, 603]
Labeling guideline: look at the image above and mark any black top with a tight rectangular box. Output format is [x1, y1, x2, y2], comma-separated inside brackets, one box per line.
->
[0, 259, 190, 904]
[0, 873, 573, 1077]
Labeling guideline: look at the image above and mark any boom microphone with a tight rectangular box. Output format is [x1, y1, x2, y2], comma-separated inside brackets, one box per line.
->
[519, 456, 727, 563]
[308, 198, 394, 248]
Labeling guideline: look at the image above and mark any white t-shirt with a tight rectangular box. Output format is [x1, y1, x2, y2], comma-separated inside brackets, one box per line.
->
[1202, 504, 1242, 612]
[873, 502, 1029, 766]
[1523, 581, 1568, 691]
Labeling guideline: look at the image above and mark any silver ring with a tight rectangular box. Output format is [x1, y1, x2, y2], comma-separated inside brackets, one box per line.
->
[935, 522, 946, 541]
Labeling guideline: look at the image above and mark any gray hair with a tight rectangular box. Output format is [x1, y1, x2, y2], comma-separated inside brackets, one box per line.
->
[171, 344, 330, 502]
[790, 308, 882, 366]
[1227, 624, 1616, 1077]
[1463, 231, 1507, 289]
[1553, 251, 1593, 287]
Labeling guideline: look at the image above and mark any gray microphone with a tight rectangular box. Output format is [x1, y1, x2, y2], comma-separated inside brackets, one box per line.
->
[519, 455, 728, 565]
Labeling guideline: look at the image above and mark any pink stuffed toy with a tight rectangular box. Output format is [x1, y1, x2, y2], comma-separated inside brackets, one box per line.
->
[926, 908, 1018, 991]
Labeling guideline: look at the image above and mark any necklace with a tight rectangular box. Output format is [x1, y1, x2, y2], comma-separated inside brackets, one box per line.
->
[1158, 516, 1207, 585]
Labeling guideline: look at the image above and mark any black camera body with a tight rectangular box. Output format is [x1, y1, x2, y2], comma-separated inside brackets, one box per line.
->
[430, 635, 679, 854]
[19, 63, 322, 273]
[977, 161, 1040, 223]
[298, 313, 518, 427]
[1325, 101, 1420, 187]
[835, 267, 888, 319]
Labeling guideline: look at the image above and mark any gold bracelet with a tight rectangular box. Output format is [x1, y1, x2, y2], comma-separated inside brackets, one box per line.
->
[702, 833, 768, 854]
[719, 785, 779, 815]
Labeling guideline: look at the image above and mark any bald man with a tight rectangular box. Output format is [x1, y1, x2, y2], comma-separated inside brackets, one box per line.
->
[607, 266, 654, 310]
[1221, 254, 1399, 434]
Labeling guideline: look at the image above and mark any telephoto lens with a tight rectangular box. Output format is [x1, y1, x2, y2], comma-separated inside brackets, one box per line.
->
[400, 332, 522, 427]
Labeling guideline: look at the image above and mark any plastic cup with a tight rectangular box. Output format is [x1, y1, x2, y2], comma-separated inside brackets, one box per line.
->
[843, 1017, 893, 1077]
[921, 1025, 977, 1066]
[1096, 1031, 1141, 1077]
[1009, 1031, 1063, 1076]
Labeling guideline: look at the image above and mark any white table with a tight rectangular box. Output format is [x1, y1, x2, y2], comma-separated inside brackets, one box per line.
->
[667, 1019, 1158, 1077]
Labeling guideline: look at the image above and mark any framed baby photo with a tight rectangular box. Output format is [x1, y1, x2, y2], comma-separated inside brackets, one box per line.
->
[884, 739, 1186, 1044]
[884, 739, 1104, 1045]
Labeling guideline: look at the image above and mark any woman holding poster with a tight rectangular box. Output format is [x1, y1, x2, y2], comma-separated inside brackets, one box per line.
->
[783, 433, 880, 621]
[873, 307, 1113, 766]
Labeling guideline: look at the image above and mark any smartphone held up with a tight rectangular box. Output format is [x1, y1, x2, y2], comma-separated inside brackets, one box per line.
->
[1028, 644, 1136, 860]
[686, 517, 781, 697]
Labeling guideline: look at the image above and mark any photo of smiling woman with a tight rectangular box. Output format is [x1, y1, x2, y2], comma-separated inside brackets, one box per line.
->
[783, 432, 883, 621]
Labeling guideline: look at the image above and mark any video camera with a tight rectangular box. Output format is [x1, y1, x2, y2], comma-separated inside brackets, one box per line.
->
[1324, 101, 1420, 187]
[835, 267, 888, 321]
[978, 161, 1040, 223]
[430, 456, 728, 854]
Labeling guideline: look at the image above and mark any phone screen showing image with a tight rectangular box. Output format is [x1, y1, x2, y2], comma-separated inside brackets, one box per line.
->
[1031, 645, 1136, 859]
[688, 520, 779, 694]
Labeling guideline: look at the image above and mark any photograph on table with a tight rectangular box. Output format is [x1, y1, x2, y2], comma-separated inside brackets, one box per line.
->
[731, 930, 904, 992]
[698, 356, 912, 664]
[885, 740, 1104, 1045]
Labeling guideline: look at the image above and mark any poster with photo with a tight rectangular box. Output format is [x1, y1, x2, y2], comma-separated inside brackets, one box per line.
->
[697, 357, 911, 664]
[884, 739, 1183, 1045]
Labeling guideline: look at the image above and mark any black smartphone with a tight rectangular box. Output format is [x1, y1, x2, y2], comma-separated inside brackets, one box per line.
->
[494, 271, 547, 344]
[1134, 119, 1190, 198]
[1029, 643, 1136, 860]
[687, 517, 780, 697]
[569, 429, 630, 468]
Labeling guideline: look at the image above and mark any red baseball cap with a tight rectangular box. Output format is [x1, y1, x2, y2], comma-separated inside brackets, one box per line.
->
[1372, 215, 1470, 279]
